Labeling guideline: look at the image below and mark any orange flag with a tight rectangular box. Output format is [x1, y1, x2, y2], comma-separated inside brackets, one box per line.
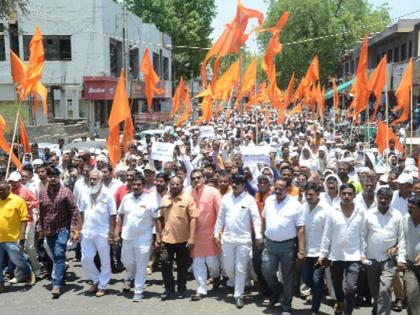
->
[295, 76, 307, 101]
[239, 57, 257, 98]
[332, 77, 339, 112]
[351, 33, 369, 118]
[197, 95, 213, 124]
[318, 86, 326, 120]
[122, 117, 134, 153]
[19, 116, 30, 154]
[391, 58, 413, 126]
[0, 114, 22, 170]
[376, 119, 404, 154]
[176, 87, 191, 127]
[172, 77, 185, 117]
[140, 48, 164, 112]
[284, 71, 295, 109]
[10, 49, 48, 115]
[106, 69, 131, 167]
[368, 55, 387, 122]
[201, 0, 264, 86]
[305, 55, 319, 85]
[214, 59, 240, 98]
[289, 103, 302, 115]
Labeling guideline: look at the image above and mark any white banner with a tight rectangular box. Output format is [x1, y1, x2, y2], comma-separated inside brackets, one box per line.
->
[240, 146, 271, 166]
[151, 142, 175, 162]
[199, 126, 216, 139]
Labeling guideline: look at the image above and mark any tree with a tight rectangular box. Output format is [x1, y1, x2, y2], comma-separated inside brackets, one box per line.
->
[258, 0, 390, 88]
[0, 0, 28, 20]
[126, 0, 216, 80]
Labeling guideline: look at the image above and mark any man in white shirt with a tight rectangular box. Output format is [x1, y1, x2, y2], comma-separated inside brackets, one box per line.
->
[302, 182, 331, 315]
[319, 183, 364, 315]
[362, 187, 406, 315]
[100, 164, 123, 196]
[261, 178, 304, 315]
[114, 175, 159, 302]
[214, 174, 262, 309]
[78, 170, 116, 297]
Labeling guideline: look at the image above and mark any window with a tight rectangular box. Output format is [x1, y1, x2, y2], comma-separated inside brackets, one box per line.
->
[152, 52, 160, 76]
[163, 56, 169, 80]
[23, 35, 72, 61]
[387, 49, 392, 62]
[0, 24, 5, 61]
[129, 46, 139, 79]
[400, 44, 407, 61]
[9, 23, 19, 55]
[408, 41, 412, 58]
[109, 38, 122, 77]
[393, 47, 399, 62]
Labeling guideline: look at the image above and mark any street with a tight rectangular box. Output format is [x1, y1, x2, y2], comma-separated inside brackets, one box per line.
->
[0, 252, 393, 315]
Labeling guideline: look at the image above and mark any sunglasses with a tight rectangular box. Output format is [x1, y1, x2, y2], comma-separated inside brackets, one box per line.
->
[191, 176, 202, 181]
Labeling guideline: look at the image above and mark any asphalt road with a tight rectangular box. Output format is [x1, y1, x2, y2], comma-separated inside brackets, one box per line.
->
[0, 253, 401, 315]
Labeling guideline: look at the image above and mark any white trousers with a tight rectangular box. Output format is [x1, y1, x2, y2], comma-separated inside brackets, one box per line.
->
[25, 222, 41, 274]
[192, 255, 220, 295]
[81, 236, 111, 289]
[121, 239, 151, 294]
[222, 242, 251, 298]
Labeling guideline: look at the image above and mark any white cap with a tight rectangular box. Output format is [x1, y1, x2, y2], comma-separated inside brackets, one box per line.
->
[396, 173, 413, 184]
[32, 159, 44, 166]
[8, 171, 21, 182]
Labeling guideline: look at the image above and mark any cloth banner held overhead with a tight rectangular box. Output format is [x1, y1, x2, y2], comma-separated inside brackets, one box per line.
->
[199, 126, 216, 139]
[240, 145, 271, 166]
[151, 142, 175, 162]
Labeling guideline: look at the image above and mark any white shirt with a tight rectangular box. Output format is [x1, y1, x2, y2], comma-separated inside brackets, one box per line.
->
[80, 187, 117, 239]
[118, 192, 159, 241]
[320, 192, 341, 208]
[303, 201, 331, 257]
[363, 207, 406, 262]
[390, 191, 409, 216]
[73, 177, 89, 209]
[103, 178, 123, 196]
[214, 191, 261, 245]
[25, 176, 41, 199]
[355, 194, 377, 212]
[320, 205, 365, 261]
[262, 195, 304, 242]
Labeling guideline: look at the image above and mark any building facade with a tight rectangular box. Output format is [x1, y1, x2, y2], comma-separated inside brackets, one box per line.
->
[0, 0, 172, 135]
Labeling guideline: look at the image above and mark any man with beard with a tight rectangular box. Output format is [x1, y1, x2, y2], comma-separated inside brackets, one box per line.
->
[38, 167, 79, 298]
[337, 161, 362, 194]
[77, 170, 116, 297]
[190, 169, 222, 301]
[218, 170, 232, 196]
[114, 175, 159, 301]
[157, 176, 197, 300]
[280, 165, 299, 199]
[214, 174, 262, 309]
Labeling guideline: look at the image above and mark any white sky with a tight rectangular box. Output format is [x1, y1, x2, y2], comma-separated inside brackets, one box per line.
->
[211, 0, 420, 53]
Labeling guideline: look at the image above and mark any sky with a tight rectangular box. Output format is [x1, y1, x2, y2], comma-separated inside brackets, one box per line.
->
[211, 0, 420, 53]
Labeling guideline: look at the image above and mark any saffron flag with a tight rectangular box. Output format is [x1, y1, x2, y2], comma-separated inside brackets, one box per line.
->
[332, 78, 339, 112]
[289, 103, 302, 115]
[176, 87, 191, 127]
[201, 0, 264, 86]
[368, 55, 387, 122]
[172, 77, 185, 117]
[284, 71, 295, 109]
[305, 55, 319, 85]
[351, 33, 369, 118]
[391, 58, 413, 126]
[375, 119, 404, 154]
[106, 69, 131, 166]
[140, 48, 164, 112]
[239, 57, 257, 97]
[122, 117, 134, 153]
[214, 59, 240, 97]
[0, 114, 22, 170]
[19, 116, 30, 154]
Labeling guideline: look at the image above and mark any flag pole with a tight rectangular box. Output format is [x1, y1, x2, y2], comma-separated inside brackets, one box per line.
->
[410, 83, 413, 156]
[385, 80, 389, 164]
[366, 103, 370, 148]
[5, 102, 22, 179]
[239, 54, 244, 143]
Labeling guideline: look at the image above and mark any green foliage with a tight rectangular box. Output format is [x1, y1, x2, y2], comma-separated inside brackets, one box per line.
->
[126, 0, 216, 80]
[0, 0, 28, 20]
[259, 0, 390, 88]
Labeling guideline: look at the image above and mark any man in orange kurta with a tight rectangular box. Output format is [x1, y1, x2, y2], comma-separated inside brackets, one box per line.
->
[189, 169, 222, 300]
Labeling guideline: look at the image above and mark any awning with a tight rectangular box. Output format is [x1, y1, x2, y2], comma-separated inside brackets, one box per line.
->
[325, 79, 354, 99]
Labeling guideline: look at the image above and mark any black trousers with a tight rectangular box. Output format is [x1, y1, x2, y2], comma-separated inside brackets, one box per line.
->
[160, 242, 189, 291]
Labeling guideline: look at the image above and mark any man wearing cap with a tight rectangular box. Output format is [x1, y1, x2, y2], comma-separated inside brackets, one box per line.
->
[0, 181, 35, 292]
[214, 174, 262, 309]
[77, 169, 116, 297]
[38, 167, 79, 298]
[8, 171, 41, 279]
[143, 163, 157, 194]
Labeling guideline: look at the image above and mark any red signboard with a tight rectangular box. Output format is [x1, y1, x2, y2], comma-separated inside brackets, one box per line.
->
[83, 76, 118, 100]
[134, 112, 172, 124]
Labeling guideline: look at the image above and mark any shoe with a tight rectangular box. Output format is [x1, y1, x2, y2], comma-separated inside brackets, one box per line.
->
[95, 289, 106, 297]
[334, 301, 344, 314]
[212, 277, 221, 290]
[392, 298, 403, 312]
[305, 294, 313, 304]
[268, 292, 280, 308]
[51, 287, 61, 299]
[24, 272, 36, 286]
[132, 293, 143, 302]
[122, 282, 131, 292]
[177, 288, 188, 299]
[191, 293, 207, 301]
[87, 284, 98, 294]
[235, 297, 244, 309]
[8, 277, 19, 284]
[161, 289, 175, 301]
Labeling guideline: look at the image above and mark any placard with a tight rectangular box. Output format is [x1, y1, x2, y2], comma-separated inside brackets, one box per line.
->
[240, 146, 271, 166]
[151, 142, 175, 162]
[199, 126, 216, 139]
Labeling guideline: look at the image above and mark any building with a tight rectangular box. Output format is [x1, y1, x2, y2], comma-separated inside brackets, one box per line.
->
[341, 19, 420, 101]
[0, 0, 172, 136]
